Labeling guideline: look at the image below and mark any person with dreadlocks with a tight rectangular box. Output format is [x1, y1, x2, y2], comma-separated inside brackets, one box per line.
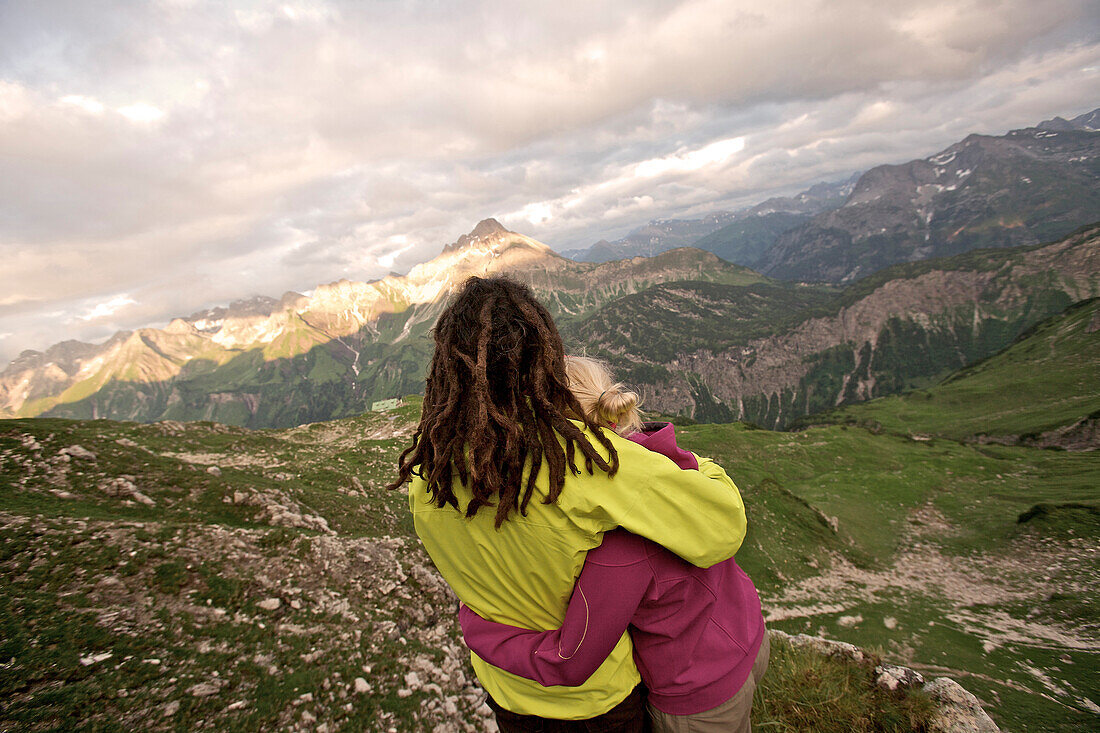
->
[458, 355, 768, 733]
[390, 276, 746, 730]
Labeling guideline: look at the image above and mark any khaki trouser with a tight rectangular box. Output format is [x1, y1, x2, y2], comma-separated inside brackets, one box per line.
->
[647, 632, 771, 733]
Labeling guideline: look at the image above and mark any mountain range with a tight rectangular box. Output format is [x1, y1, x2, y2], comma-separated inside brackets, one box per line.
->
[2, 109, 1098, 430]
[0, 221, 762, 426]
[561, 174, 859, 263]
[3, 218, 1098, 430]
[759, 108, 1100, 282]
[567, 109, 1099, 283]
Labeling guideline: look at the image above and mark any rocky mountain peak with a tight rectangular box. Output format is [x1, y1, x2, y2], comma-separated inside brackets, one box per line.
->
[163, 318, 197, 335]
[185, 295, 283, 331]
[441, 218, 511, 253]
[1037, 116, 1075, 132]
[1037, 107, 1100, 132]
[1073, 108, 1100, 131]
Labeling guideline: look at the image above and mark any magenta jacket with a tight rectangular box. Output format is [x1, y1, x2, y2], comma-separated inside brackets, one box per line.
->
[459, 422, 765, 715]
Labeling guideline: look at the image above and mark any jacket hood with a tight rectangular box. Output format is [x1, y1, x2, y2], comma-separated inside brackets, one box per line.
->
[627, 422, 699, 471]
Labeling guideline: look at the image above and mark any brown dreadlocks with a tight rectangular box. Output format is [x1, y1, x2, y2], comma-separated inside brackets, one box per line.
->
[388, 276, 619, 527]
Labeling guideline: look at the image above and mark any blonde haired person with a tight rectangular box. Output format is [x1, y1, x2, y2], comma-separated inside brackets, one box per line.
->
[461, 355, 769, 732]
[563, 356, 643, 435]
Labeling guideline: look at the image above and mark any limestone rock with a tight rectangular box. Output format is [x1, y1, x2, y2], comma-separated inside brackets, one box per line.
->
[131, 491, 156, 507]
[767, 629, 866, 662]
[97, 476, 154, 505]
[875, 663, 924, 691]
[837, 614, 863, 628]
[61, 445, 96, 461]
[188, 682, 221, 697]
[256, 598, 281, 611]
[79, 652, 113, 666]
[923, 677, 1000, 732]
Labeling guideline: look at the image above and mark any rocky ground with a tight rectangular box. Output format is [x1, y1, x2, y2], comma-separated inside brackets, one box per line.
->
[1, 511, 497, 732]
[0, 405, 1055, 730]
[0, 407, 507, 731]
[764, 501, 1099, 720]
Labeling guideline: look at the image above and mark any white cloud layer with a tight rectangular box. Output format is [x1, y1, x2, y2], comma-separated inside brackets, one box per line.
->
[0, 0, 1098, 362]
[79, 294, 137, 322]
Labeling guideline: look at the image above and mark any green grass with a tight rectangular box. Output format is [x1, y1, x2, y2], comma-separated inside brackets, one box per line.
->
[664, 419, 1099, 731]
[0, 507, 456, 730]
[754, 637, 935, 732]
[2, 383, 1096, 730]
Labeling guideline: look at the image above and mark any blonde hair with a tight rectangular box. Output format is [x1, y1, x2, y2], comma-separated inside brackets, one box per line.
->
[565, 356, 643, 436]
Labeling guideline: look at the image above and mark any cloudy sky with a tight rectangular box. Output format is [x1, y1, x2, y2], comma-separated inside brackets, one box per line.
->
[1, 0, 1098, 364]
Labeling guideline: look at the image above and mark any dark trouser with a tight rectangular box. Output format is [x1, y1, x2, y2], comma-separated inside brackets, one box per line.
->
[487, 685, 648, 733]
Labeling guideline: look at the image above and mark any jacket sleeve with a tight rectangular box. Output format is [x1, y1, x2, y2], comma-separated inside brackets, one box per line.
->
[458, 532, 651, 687]
[567, 430, 746, 569]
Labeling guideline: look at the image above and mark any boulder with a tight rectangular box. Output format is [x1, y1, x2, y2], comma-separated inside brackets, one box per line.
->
[923, 677, 1000, 732]
[61, 445, 97, 461]
[875, 663, 924, 691]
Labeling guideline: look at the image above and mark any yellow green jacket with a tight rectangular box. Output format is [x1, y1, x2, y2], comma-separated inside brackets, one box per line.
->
[409, 421, 746, 719]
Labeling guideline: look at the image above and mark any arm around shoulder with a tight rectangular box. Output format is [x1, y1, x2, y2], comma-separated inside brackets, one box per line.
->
[615, 445, 746, 569]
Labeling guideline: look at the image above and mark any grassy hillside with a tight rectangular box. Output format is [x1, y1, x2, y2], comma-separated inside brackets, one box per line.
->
[803, 297, 1100, 443]
[0, 403, 473, 732]
[5, 289, 1098, 731]
[0, 405, 949, 732]
[672, 420, 1098, 732]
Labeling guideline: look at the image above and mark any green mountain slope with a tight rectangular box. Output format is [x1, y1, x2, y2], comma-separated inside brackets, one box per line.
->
[569, 280, 839, 363]
[674, 420, 1098, 733]
[690, 211, 810, 269]
[804, 297, 1100, 445]
[568, 224, 1100, 429]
